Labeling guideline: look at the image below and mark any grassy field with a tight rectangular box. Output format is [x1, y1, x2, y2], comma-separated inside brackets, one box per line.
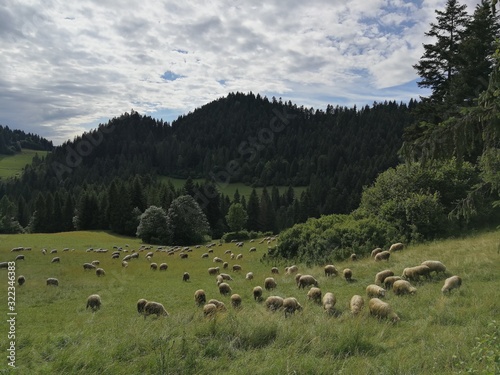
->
[161, 176, 308, 201]
[0, 230, 499, 374]
[0, 149, 49, 179]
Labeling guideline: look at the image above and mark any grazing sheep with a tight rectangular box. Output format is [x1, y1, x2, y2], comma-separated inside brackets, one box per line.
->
[137, 299, 147, 314]
[203, 303, 218, 317]
[393, 280, 417, 295]
[216, 275, 224, 285]
[249, 247, 257, 252]
[194, 289, 206, 307]
[402, 265, 431, 281]
[245, 272, 254, 280]
[384, 276, 403, 290]
[51, 257, 60, 263]
[218, 282, 232, 296]
[179, 253, 188, 259]
[17, 275, 25, 286]
[271, 267, 279, 274]
[343, 268, 353, 282]
[371, 248, 383, 258]
[91, 260, 100, 266]
[298, 275, 318, 289]
[50, 249, 57, 254]
[236, 254, 243, 260]
[46, 278, 59, 286]
[86, 294, 102, 311]
[159, 263, 168, 271]
[232, 264, 242, 272]
[95, 268, 106, 277]
[374, 251, 390, 261]
[283, 297, 303, 317]
[350, 295, 364, 316]
[213, 257, 223, 263]
[375, 270, 394, 285]
[307, 287, 322, 304]
[0, 262, 8, 269]
[421, 260, 447, 275]
[207, 299, 226, 311]
[286, 265, 299, 274]
[350, 253, 357, 261]
[265, 296, 284, 312]
[201, 253, 209, 258]
[150, 263, 158, 271]
[231, 294, 242, 308]
[208, 267, 220, 275]
[389, 242, 404, 252]
[143, 301, 169, 317]
[253, 286, 263, 301]
[122, 261, 128, 268]
[323, 292, 337, 315]
[324, 265, 338, 277]
[223, 262, 229, 269]
[83, 263, 96, 270]
[15, 255, 24, 261]
[183, 272, 190, 282]
[112, 253, 120, 259]
[441, 275, 462, 294]
[366, 284, 386, 298]
[219, 273, 233, 281]
[264, 277, 277, 291]
[369, 298, 400, 323]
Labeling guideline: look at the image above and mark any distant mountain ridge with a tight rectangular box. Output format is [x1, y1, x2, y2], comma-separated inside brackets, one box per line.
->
[0, 125, 53, 155]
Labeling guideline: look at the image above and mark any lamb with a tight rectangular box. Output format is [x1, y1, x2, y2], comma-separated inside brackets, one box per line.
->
[441, 275, 462, 294]
[389, 242, 404, 252]
[369, 298, 400, 323]
[159, 263, 168, 271]
[17, 275, 25, 286]
[371, 248, 383, 258]
[83, 263, 96, 270]
[51, 257, 60, 263]
[137, 299, 148, 314]
[218, 282, 232, 296]
[271, 267, 279, 274]
[324, 265, 338, 277]
[182, 272, 190, 282]
[393, 280, 417, 295]
[95, 268, 106, 277]
[232, 264, 242, 272]
[86, 294, 102, 311]
[374, 251, 390, 261]
[46, 278, 59, 286]
[343, 268, 353, 282]
[298, 275, 318, 289]
[264, 277, 277, 291]
[307, 287, 322, 304]
[283, 297, 303, 317]
[143, 301, 169, 317]
[208, 267, 220, 276]
[402, 265, 431, 281]
[322, 292, 337, 315]
[366, 284, 386, 298]
[253, 286, 263, 301]
[265, 296, 284, 312]
[231, 294, 242, 308]
[421, 260, 447, 275]
[350, 295, 364, 316]
[375, 270, 394, 285]
[194, 289, 206, 306]
[383, 276, 403, 290]
[245, 272, 254, 280]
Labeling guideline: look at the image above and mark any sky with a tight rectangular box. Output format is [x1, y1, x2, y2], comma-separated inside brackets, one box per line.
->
[0, 0, 481, 145]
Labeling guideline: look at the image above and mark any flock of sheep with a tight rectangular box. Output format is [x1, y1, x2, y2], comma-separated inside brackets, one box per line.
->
[4, 238, 462, 324]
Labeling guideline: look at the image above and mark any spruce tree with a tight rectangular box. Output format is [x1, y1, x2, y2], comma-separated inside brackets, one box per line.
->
[246, 188, 260, 231]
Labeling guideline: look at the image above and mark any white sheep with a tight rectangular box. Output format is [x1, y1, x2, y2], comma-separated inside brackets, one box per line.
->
[383, 276, 403, 290]
[203, 303, 218, 317]
[95, 268, 106, 277]
[374, 251, 390, 261]
[17, 275, 26, 286]
[371, 247, 383, 258]
[323, 292, 337, 315]
[231, 294, 242, 309]
[286, 265, 299, 274]
[51, 257, 60, 263]
[283, 297, 303, 317]
[143, 301, 169, 317]
[324, 265, 338, 277]
[253, 286, 263, 301]
[245, 272, 254, 280]
[343, 268, 353, 282]
[86, 294, 102, 311]
[366, 284, 386, 298]
[159, 263, 168, 271]
[298, 275, 318, 289]
[46, 278, 59, 286]
[307, 287, 322, 304]
[393, 280, 417, 295]
[218, 282, 232, 296]
[369, 298, 400, 323]
[137, 299, 148, 314]
[265, 296, 284, 312]
[350, 295, 364, 316]
[375, 270, 394, 285]
[194, 289, 206, 306]
[402, 265, 431, 281]
[421, 260, 446, 275]
[389, 242, 404, 252]
[441, 275, 462, 294]
[264, 277, 277, 291]
[208, 267, 220, 275]
[271, 267, 279, 274]
[182, 272, 190, 282]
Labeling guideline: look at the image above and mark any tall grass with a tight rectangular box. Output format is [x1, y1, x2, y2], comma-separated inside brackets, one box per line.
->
[0, 230, 498, 374]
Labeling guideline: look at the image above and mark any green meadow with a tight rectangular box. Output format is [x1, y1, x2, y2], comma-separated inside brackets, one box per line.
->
[0, 230, 498, 374]
[0, 150, 49, 179]
[161, 176, 308, 200]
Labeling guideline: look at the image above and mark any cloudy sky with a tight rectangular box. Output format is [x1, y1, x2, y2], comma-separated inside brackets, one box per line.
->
[0, 0, 481, 145]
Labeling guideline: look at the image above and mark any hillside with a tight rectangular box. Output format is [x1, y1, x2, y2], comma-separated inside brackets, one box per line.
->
[0, 230, 498, 374]
[0, 125, 53, 155]
[0, 150, 49, 179]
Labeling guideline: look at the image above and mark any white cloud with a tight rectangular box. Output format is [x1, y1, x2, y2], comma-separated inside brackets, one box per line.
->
[0, 0, 485, 145]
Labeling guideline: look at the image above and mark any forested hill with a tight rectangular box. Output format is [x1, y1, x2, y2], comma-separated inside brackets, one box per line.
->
[0, 125, 53, 154]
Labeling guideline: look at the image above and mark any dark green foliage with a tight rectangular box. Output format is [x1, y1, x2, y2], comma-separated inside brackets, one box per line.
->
[136, 205, 170, 244]
[0, 125, 53, 155]
[226, 203, 248, 232]
[166, 195, 210, 245]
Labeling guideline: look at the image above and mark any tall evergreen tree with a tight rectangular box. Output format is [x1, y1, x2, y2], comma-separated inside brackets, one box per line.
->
[246, 188, 260, 231]
[259, 187, 276, 233]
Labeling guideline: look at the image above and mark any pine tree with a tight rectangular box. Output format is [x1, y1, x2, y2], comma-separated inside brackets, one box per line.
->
[259, 187, 276, 233]
[246, 188, 260, 231]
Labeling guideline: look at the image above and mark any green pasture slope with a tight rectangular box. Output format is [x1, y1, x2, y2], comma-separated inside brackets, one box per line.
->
[0, 230, 498, 374]
[0, 149, 49, 179]
[161, 176, 308, 200]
